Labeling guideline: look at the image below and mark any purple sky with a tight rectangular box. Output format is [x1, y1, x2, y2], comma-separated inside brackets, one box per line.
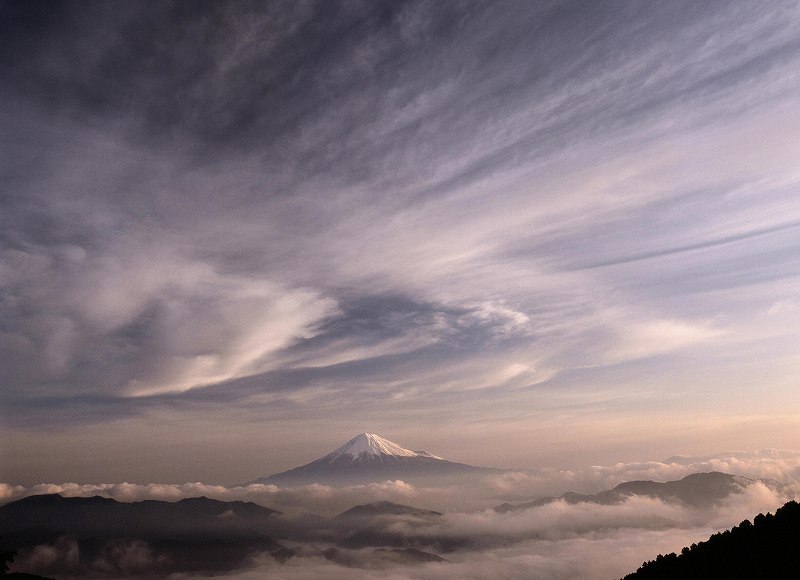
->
[2, 0, 800, 485]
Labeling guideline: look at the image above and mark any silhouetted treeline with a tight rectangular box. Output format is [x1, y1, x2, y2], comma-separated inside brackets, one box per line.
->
[623, 500, 800, 579]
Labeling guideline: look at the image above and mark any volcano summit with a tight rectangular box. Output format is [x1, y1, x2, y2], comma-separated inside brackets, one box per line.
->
[246, 433, 498, 487]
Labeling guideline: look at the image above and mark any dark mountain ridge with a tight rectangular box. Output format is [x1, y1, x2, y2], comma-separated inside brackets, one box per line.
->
[0, 493, 290, 577]
[336, 500, 442, 519]
[495, 471, 788, 512]
[1, 493, 280, 538]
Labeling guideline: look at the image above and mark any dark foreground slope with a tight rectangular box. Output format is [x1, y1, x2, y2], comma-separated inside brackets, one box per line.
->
[622, 500, 800, 579]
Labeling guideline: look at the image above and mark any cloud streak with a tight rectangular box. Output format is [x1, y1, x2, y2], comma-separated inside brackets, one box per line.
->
[2, 0, 800, 483]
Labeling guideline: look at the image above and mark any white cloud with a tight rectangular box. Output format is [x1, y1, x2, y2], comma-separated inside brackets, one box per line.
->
[0, 238, 337, 397]
[767, 300, 798, 317]
[606, 318, 724, 363]
[212, 477, 794, 580]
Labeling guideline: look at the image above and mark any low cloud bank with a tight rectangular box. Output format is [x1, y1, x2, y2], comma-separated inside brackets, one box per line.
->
[485, 449, 800, 499]
[214, 484, 792, 580]
[6, 449, 799, 511]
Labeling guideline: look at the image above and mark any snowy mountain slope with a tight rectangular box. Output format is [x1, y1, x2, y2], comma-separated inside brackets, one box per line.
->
[323, 433, 423, 461]
[245, 433, 497, 487]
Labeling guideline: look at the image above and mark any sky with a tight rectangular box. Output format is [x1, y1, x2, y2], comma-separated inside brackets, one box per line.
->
[2, 0, 800, 486]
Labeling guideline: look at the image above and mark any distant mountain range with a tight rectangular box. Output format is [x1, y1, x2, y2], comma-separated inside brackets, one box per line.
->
[245, 432, 500, 486]
[0, 494, 446, 577]
[243, 434, 792, 498]
[2, 434, 793, 578]
[495, 471, 789, 512]
[0, 494, 290, 577]
[2, 471, 793, 578]
[1, 492, 280, 534]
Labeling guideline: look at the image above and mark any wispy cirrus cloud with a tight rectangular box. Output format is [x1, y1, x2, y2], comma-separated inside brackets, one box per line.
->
[2, 0, 800, 483]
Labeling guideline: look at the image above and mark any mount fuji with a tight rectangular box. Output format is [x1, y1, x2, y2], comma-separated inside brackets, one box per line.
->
[246, 433, 499, 487]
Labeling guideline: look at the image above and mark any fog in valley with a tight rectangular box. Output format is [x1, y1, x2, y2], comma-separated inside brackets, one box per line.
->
[4, 450, 798, 579]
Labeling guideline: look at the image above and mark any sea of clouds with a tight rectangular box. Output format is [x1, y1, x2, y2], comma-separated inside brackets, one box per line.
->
[4, 450, 799, 579]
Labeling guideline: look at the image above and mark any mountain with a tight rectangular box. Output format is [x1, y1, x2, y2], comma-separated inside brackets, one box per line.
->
[322, 547, 446, 567]
[0, 494, 290, 577]
[334, 500, 445, 552]
[622, 500, 800, 579]
[336, 501, 442, 520]
[495, 472, 789, 512]
[0, 493, 280, 536]
[0, 493, 449, 576]
[247, 432, 499, 486]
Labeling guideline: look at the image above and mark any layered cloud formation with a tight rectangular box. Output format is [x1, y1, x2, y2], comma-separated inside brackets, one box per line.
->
[2, 1, 800, 482]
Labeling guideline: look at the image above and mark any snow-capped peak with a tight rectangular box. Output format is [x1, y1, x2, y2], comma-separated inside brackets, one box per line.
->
[325, 433, 425, 461]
